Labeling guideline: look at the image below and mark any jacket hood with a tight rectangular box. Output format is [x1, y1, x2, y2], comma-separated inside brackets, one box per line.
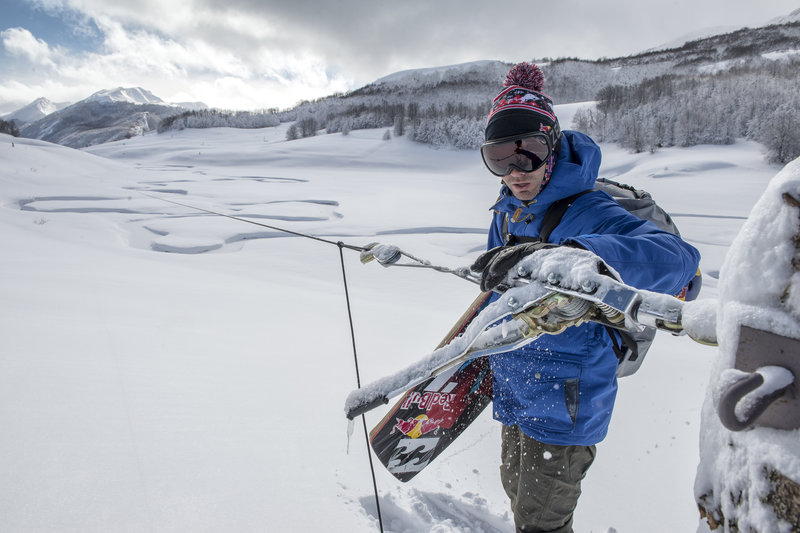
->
[491, 130, 602, 218]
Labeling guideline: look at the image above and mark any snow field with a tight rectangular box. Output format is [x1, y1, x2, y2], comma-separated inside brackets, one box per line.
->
[0, 117, 781, 532]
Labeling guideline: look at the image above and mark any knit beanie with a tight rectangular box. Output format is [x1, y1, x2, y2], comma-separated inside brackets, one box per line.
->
[485, 62, 562, 152]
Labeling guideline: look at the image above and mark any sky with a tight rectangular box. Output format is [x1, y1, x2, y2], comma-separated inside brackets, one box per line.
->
[1, 0, 799, 114]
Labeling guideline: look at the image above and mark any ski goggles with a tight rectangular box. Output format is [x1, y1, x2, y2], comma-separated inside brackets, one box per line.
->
[480, 133, 552, 176]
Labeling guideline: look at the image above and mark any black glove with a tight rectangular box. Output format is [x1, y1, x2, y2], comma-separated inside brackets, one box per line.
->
[470, 241, 558, 292]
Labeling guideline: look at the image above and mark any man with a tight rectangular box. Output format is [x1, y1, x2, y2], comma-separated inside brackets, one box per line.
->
[471, 62, 701, 533]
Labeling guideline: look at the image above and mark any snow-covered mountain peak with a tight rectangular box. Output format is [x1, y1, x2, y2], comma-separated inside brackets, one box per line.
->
[2, 97, 65, 124]
[29, 97, 58, 114]
[85, 87, 167, 105]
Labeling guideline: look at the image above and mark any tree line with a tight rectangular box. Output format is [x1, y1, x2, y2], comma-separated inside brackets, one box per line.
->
[572, 59, 800, 163]
[158, 109, 280, 132]
[0, 119, 20, 137]
[284, 100, 487, 148]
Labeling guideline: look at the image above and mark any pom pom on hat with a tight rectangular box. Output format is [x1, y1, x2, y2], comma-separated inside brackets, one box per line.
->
[485, 62, 561, 146]
[504, 62, 545, 92]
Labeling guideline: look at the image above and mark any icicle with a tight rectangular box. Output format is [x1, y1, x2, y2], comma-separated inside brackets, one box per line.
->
[346, 417, 356, 454]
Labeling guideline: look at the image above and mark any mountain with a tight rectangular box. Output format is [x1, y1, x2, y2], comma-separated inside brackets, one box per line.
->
[16, 87, 211, 147]
[2, 97, 68, 126]
[768, 7, 800, 25]
[370, 60, 511, 92]
[82, 87, 208, 110]
[277, 17, 799, 153]
[346, 20, 800, 107]
[545, 20, 800, 102]
[19, 89, 182, 148]
[643, 26, 741, 54]
[171, 101, 209, 111]
[84, 87, 167, 105]
[335, 59, 511, 110]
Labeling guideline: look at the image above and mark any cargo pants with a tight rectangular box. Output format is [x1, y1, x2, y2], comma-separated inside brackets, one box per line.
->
[500, 424, 596, 533]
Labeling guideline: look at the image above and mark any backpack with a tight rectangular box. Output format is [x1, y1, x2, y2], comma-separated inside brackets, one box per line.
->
[501, 177, 694, 377]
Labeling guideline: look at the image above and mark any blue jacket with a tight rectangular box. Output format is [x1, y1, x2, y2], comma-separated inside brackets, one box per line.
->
[487, 130, 700, 446]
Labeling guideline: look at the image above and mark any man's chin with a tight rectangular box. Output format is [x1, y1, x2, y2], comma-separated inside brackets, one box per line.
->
[513, 189, 537, 201]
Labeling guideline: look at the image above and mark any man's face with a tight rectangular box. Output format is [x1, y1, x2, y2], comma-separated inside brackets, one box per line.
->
[501, 165, 547, 202]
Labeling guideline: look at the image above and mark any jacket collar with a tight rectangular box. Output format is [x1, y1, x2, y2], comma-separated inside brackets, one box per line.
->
[490, 130, 602, 220]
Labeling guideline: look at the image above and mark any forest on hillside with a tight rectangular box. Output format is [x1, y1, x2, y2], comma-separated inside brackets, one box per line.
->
[573, 59, 800, 163]
[276, 56, 800, 164]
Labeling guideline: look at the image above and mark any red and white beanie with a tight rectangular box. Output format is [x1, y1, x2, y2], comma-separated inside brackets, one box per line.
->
[485, 62, 562, 151]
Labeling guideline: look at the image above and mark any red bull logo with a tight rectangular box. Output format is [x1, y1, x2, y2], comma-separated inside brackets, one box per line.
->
[400, 391, 454, 411]
[393, 414, 443, 438]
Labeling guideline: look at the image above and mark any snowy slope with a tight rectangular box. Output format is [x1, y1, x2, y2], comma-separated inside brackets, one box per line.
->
[0, 113, 783, 532]
[648, 7, 800, 53]
[767, 7, 800, 26]
[644, 26, 740, 53]
[372, 60, 510, 88]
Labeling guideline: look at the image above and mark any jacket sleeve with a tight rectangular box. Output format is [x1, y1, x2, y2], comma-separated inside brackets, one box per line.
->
[555, 192, 700, 296]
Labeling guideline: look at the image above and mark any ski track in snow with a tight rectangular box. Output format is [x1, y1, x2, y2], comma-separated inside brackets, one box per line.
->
[17, 183, 489, 254]
[18, 174, 743, 257]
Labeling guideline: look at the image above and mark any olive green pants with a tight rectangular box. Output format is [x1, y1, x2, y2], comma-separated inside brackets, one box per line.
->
[500, 425, 596, 533]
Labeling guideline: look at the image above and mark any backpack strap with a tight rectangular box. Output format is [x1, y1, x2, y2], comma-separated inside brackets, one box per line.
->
[502, 189, 594, 245]
[538, 189, 593, 243]
[604, 325, 640, 363]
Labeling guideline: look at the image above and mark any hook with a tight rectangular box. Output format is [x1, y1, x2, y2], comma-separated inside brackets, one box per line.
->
[717, 366, 795, 432]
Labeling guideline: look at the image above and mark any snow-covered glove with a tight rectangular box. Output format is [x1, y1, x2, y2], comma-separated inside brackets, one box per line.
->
[519, 245, 621, 287]
[470, 242, 558, 292]
[471, 243, 621, 293]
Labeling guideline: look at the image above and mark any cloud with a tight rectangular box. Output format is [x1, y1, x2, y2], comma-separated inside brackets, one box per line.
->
[2, 0, 798, 113]
[0, 21, 349, 111]
[22, 1, 515, 86]
[1, 27, 57, 68]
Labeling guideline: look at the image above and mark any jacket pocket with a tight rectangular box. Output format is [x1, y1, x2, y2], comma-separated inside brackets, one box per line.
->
[517, 363, 582, 434]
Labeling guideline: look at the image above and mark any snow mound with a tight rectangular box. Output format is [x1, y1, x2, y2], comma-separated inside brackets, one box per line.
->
[696, 155, 800, 533]
[718, 156, 800, 339]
